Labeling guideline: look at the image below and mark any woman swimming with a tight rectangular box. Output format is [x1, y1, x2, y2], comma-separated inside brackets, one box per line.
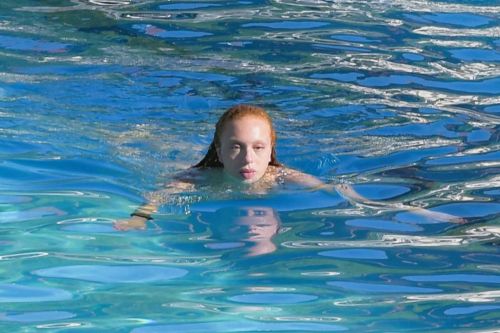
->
[116, 104, 462, 231]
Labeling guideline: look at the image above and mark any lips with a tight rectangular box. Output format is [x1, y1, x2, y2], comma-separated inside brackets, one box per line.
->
[240, 168, 256, 180]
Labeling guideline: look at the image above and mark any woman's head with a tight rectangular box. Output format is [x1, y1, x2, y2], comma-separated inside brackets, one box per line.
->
[194, 105, 281, 183]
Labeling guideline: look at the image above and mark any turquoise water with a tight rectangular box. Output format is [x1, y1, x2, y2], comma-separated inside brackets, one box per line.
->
[0, 0, 499, 332]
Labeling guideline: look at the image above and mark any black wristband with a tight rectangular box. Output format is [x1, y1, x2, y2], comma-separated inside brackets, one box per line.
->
[131, 211, 153, 220]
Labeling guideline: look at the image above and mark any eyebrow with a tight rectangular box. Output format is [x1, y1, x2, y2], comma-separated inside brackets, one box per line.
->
[228, 139, 268, 145]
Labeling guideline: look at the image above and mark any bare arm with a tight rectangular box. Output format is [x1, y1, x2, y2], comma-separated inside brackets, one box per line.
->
[113, 203, 157, 231]
[283, 168, 464, 224]
[114, 171, 197, 231]
[334, 183, 465, 223]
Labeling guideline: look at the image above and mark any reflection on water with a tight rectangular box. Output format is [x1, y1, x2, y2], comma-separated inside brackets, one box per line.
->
[203, 207, 280, 257]
[0, 0, 499, 332]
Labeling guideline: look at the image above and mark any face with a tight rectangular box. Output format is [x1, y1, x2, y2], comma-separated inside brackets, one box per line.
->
[216, 116, 272, 184]
[233, 207, 279, 240]
[232, 207, 279, 257]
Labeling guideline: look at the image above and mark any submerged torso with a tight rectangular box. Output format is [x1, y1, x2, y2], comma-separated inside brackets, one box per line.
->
[149, 165, 345, 214]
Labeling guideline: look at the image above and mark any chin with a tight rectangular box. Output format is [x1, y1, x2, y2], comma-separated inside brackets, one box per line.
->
[239, 177, 260, 185]
[241, 173, 266, 185]
[240, 177, 259, 184]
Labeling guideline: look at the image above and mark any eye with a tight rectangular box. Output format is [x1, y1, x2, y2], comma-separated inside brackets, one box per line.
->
[231, 144, 241, 150]
[254, 145, 265, 151]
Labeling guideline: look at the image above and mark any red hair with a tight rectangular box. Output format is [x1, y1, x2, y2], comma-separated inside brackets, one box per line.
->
[194, 104, 281, 168]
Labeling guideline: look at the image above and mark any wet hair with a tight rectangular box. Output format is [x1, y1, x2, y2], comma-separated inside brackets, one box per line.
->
[193, 104, 281, 168]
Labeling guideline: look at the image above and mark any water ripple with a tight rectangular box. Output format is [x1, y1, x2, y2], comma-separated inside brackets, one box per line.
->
[1, 0, 499, 332]
[132, 320, 347, 332]
[406, 290, 500, 303]
[0, 310, 75, 323]
[0, 284, 72, 303]
[0, 251, 48, 261]
[33, 265, 188, 283]
[413, 26, 500, 37]
[327, 281, 441, 294]
[51, 252, 221, 265]
[282, 227, 499, 249]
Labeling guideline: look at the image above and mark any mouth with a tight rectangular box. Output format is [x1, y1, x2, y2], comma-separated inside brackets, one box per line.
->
[240, 168, 256, 180]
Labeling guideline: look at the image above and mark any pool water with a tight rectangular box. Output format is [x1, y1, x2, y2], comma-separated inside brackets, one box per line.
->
[0, 0, 499, 332]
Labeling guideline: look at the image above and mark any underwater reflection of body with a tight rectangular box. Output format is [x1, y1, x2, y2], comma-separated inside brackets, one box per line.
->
[157, 189, 345, 257]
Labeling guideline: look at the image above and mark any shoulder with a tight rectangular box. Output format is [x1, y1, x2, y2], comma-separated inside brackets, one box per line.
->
[266, 166, 324, 189]
[284, 167, 324, 188]
[174, 168, 204, 182]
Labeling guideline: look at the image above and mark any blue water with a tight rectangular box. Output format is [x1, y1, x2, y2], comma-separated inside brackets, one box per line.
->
[0, 0, 499, 332]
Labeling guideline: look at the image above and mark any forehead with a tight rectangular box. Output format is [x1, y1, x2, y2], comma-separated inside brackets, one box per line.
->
[223, 115, 272, 135]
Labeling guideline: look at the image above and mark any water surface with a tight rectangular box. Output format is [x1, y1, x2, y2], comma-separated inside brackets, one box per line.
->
[0, 0, 499, 332]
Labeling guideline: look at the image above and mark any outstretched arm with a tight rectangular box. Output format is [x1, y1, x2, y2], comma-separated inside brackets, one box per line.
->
[283, 167, 464, 224]
[114, 171, 197, 231]
[114, 203, 157, 231]
[334, 183, 464, 223]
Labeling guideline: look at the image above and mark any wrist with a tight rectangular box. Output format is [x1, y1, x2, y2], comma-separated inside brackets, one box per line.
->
[131, 211, 153, 220]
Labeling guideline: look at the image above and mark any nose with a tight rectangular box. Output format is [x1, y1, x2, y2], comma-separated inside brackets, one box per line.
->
[243, 148, 254, 163]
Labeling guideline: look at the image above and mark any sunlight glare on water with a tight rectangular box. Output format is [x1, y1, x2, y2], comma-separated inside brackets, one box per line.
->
[0, 0, 499, 332]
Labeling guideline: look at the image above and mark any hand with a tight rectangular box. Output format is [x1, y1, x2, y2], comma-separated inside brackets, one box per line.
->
[409, 207, 467, 224]
[114, 215, 149, 231]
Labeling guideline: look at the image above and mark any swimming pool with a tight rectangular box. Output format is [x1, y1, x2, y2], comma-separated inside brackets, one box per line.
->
[0, 0, 499, 332]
